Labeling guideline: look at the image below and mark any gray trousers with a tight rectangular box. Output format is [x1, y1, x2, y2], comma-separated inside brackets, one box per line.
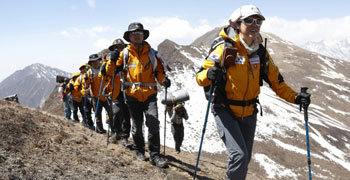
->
[126, 94, 160, 159]
[212, 104, 257, 180]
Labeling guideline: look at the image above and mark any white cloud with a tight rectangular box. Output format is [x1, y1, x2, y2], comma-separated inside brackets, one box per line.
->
[87, 0, 95, 8]
[261, 16, 350, 45]
[59, 26, 111, 38]
[138, 17, 213, 47]
[87, 26, 111, 37]
[93, 38, 111, 50]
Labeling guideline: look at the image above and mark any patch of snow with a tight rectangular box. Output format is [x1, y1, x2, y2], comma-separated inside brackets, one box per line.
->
[254, 153, 299, 179]
[328, 106, 350, 116]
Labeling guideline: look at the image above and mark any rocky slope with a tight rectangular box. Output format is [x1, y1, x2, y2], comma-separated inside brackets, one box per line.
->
[0, 99, 267, 179]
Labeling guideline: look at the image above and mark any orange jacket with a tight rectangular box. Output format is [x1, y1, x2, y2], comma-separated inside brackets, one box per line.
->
[99, 62, 121, 101]
[82, 67, 107, 102]
[106, 43, 166, 102]
[68, 78, 82, 103]
[196, 27, 297, 118]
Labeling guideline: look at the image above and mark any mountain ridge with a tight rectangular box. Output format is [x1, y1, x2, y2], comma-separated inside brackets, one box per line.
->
[0, 63, 71, 108]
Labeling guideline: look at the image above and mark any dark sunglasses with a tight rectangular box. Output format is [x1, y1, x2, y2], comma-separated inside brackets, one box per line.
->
[130, 31, 144, 35]
[242, 17, 263, 26]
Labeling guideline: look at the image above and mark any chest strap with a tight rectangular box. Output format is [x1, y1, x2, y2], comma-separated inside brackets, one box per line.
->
[223, 97, 263, 116]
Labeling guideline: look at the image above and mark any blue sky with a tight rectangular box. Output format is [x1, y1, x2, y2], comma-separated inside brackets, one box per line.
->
[1, 0, 350, 82]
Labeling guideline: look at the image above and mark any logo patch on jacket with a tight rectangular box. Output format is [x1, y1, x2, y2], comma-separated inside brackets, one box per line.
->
[235, 56, 245, 64]
[208, 52, 220, 62]
[128, 62, 136, 68]
[250, 55, 260, 64]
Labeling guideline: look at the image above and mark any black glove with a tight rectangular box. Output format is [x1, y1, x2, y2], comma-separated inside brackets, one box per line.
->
[110, 50, 120, 62]
[207, 66, 223, 82]
[100, 63, 107, 76]
[68, 83, 74, 92]
[162, 77, 171, 88]
[295, 92, 311, 105]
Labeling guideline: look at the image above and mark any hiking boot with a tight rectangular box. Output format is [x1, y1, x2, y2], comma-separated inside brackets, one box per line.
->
[96, 128, 106, 134]
[135, 151, 146, 161]
[72, 119, 80, 123]
[122, 139, 135, 150]
[109, 133, 118, 144]
[175, 145, 181, 153]
[150, 156, 168, 168]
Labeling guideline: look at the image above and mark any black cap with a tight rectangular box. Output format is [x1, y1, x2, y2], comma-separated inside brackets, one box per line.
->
[123, 22, 149, 42]
[109, 38, 126, 51]
[89, 53, 101, 62]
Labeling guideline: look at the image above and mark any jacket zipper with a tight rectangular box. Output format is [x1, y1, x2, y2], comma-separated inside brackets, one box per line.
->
[137, 47, 144, 101]
[241, 62, 251, 119]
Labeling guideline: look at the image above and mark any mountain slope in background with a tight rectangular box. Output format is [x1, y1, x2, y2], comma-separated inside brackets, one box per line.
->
[302, 37, 350, 62]
[0, 63, 71, 108]
[155, 29, 350, 179]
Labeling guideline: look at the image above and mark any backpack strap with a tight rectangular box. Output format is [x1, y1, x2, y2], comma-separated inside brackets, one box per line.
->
[122, 48, 129, 72]
[148, 48, 158, 73]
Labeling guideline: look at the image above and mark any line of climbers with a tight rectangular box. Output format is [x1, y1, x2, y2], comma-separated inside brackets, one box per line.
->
[57, 4, 312, 178]
[58, 22, 189, 168]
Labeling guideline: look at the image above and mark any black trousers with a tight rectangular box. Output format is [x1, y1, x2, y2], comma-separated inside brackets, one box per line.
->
[117, 94, 131, 138]
[127, 95, 160, 159]
[171, 123, 184, 150]
[72, 100, 84, 121]
[92, 98, 111, 131]
[82, 97, 93, 127]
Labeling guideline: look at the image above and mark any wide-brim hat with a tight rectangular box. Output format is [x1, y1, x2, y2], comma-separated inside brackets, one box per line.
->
[108, 38, 126, 51]
[88, 53, 101, 63]
[123, 22, 149, 42]
[229, 4, 265, 23]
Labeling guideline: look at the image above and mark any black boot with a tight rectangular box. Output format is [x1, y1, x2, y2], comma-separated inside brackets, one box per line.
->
[96, 120, 106, 134]
[150, 155, 168, 168]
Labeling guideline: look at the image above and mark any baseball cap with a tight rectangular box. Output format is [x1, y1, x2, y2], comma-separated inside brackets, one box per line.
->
[229, 5, 265, 23]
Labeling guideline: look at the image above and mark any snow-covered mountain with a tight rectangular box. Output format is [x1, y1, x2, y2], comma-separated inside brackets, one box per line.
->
[155, 30, 350, 179]
[302, 37, 350, 62]
[0, 63, 71, 108]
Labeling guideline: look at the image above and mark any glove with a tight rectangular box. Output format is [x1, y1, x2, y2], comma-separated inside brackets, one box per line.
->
[68, 83, 74, 91]
[295, 93, 311, 105]
[110, 50, 120, 62]
[162, 77, 171, 88]
[100, 65, 107, 76]
[207, 66, 223, 82]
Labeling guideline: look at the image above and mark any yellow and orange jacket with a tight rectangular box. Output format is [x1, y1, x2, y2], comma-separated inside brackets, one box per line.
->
[106, 43, 166, 102]
[99, 52, 122, 101]
[82, 66, 107, 102]
[99, 67, 121, 101]
[67, 78, 82, 103]
[75, 73, 88, 98]
[196, 27, 297, 118]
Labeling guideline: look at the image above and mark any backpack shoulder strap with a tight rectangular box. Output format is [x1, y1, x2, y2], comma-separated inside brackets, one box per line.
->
[206, 37, 235, 60]
[148, 47, 158, 73]
[257, 43, 271, 86]
[123, 48, 129, 71]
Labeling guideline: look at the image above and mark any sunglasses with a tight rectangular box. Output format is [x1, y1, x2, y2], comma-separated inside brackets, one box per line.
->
[242, 17, 263, 26]
[130, 31, 144, 35]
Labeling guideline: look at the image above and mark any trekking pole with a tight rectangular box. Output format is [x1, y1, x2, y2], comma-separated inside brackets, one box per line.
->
[83, 77, 87, 127]
[107, 64, 116, 146]
[299, 87, 312, 180]
[163, 86, 168, 157]
[193, 62, 219, 180]
[91, 76, 104, 136]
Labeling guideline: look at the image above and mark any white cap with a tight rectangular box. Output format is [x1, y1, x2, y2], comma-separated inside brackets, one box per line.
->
[229, 5, 265, 23]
